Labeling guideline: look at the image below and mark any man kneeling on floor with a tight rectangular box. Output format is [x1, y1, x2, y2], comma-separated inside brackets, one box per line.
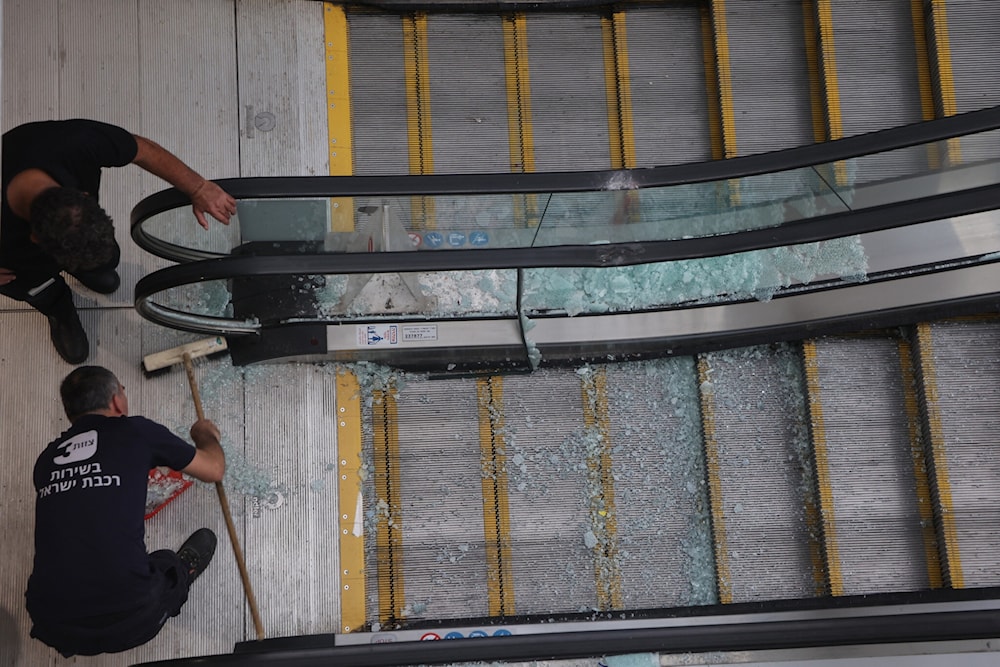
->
[25, 365, 227, 657]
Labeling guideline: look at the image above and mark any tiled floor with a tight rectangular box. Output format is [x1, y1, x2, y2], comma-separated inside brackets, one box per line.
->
[1, 1, 338, 664]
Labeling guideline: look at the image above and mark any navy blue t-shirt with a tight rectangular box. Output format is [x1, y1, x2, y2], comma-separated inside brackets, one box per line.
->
[25, 414, 195, 621]
[0, 119, 138, 271]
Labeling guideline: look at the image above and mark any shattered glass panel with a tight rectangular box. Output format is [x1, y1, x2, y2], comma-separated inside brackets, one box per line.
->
[522, 238, 869, 316]
[151, 278, 234, 318]
[139, 205, 240, 255]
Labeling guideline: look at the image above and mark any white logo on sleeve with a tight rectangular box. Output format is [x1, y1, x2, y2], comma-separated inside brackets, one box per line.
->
[53, 430, 98, 464]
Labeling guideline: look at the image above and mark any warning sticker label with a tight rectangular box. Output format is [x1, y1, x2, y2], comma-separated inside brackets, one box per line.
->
[401, 325, 438, 342]
[357, 325, 398, 346]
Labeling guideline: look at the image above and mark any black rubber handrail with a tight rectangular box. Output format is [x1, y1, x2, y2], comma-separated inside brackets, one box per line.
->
[133, 182, 1000, 335]
[131, 104, 1000, 235]
[133, 588, 1000, 666]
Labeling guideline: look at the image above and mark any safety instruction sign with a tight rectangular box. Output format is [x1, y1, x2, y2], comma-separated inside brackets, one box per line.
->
[358, 325, 398, 346]
[356, 324, 440, 346]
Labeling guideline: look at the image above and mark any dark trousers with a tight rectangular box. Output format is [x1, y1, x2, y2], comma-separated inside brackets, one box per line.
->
[28, 549, 193, 658]
[0, 239, 119, 317]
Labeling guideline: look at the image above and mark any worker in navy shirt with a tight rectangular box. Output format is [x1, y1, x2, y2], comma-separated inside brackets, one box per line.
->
[26, 365, 227, 658]
[0, 119, 237, 364]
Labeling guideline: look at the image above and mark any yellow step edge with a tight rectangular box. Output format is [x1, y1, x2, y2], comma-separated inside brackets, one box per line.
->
[909, 0, 943, 169]
[336, 369, 366, 633]
[325, 3, 355, 232]
[502, 13, 540, 227]
[915, 323, 964, 588]
[802, 0, 829, 144]
[402, 12, 436, 229]
[581, 367, 622, 610]
[814, 0, 848, 185]
[601, 11, 641, 223]
[602, 10, 636, 170]
[701, 2, 739, 206]
[897, 338, 944, 589]
[477, 377, 516, 616]
[802, 341, 843, 596]
[697, 356, 732, 604]
[928, 0, 962, 164]
[372, 386, 406, 623]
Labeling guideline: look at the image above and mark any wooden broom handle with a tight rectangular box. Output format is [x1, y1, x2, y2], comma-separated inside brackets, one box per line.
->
[183, 353, 266, 641]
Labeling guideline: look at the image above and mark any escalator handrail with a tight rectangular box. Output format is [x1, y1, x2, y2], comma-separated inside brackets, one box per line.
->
[131, 104, 1000, 240]
[133, 182, 1000, 336]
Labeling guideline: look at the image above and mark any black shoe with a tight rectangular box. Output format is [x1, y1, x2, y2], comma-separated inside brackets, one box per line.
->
[177, 528, 217, 583]
[71, 268, 120, 294]
[47, 310, 89, 364]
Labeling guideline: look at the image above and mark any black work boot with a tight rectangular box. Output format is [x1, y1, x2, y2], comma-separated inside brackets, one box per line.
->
[40, 289, 89, 364]
[177, 528, 218, 583]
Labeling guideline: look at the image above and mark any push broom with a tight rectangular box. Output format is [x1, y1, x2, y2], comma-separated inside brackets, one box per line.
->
[142, 336, 266, 641]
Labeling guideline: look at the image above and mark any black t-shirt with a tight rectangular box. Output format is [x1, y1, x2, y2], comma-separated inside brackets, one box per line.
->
[25, 414, 195, 621]
[0, 119, 138, 269]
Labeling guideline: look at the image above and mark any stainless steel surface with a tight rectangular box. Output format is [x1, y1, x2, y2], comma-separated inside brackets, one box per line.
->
[336, 596, 1000, 644]
[528, 261, 1000, 351]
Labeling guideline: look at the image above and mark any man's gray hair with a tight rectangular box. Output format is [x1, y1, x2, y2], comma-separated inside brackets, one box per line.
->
[60, 366, 120, 421]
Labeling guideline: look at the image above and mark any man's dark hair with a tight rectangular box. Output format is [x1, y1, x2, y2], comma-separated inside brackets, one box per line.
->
[30, 187, 116, 273]
[60, 366, 120, 421]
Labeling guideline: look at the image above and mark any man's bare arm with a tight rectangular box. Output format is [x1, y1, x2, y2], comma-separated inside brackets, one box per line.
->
[132, 135, 237, 229]
[182, 418, 226, 483]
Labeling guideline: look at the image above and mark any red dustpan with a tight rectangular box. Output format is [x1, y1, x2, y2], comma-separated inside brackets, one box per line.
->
[144, 467, 193, 520]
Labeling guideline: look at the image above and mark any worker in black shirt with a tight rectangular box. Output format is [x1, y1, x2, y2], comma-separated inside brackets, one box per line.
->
[0, 119, 237, 363]
[26, 365, 227, 657]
